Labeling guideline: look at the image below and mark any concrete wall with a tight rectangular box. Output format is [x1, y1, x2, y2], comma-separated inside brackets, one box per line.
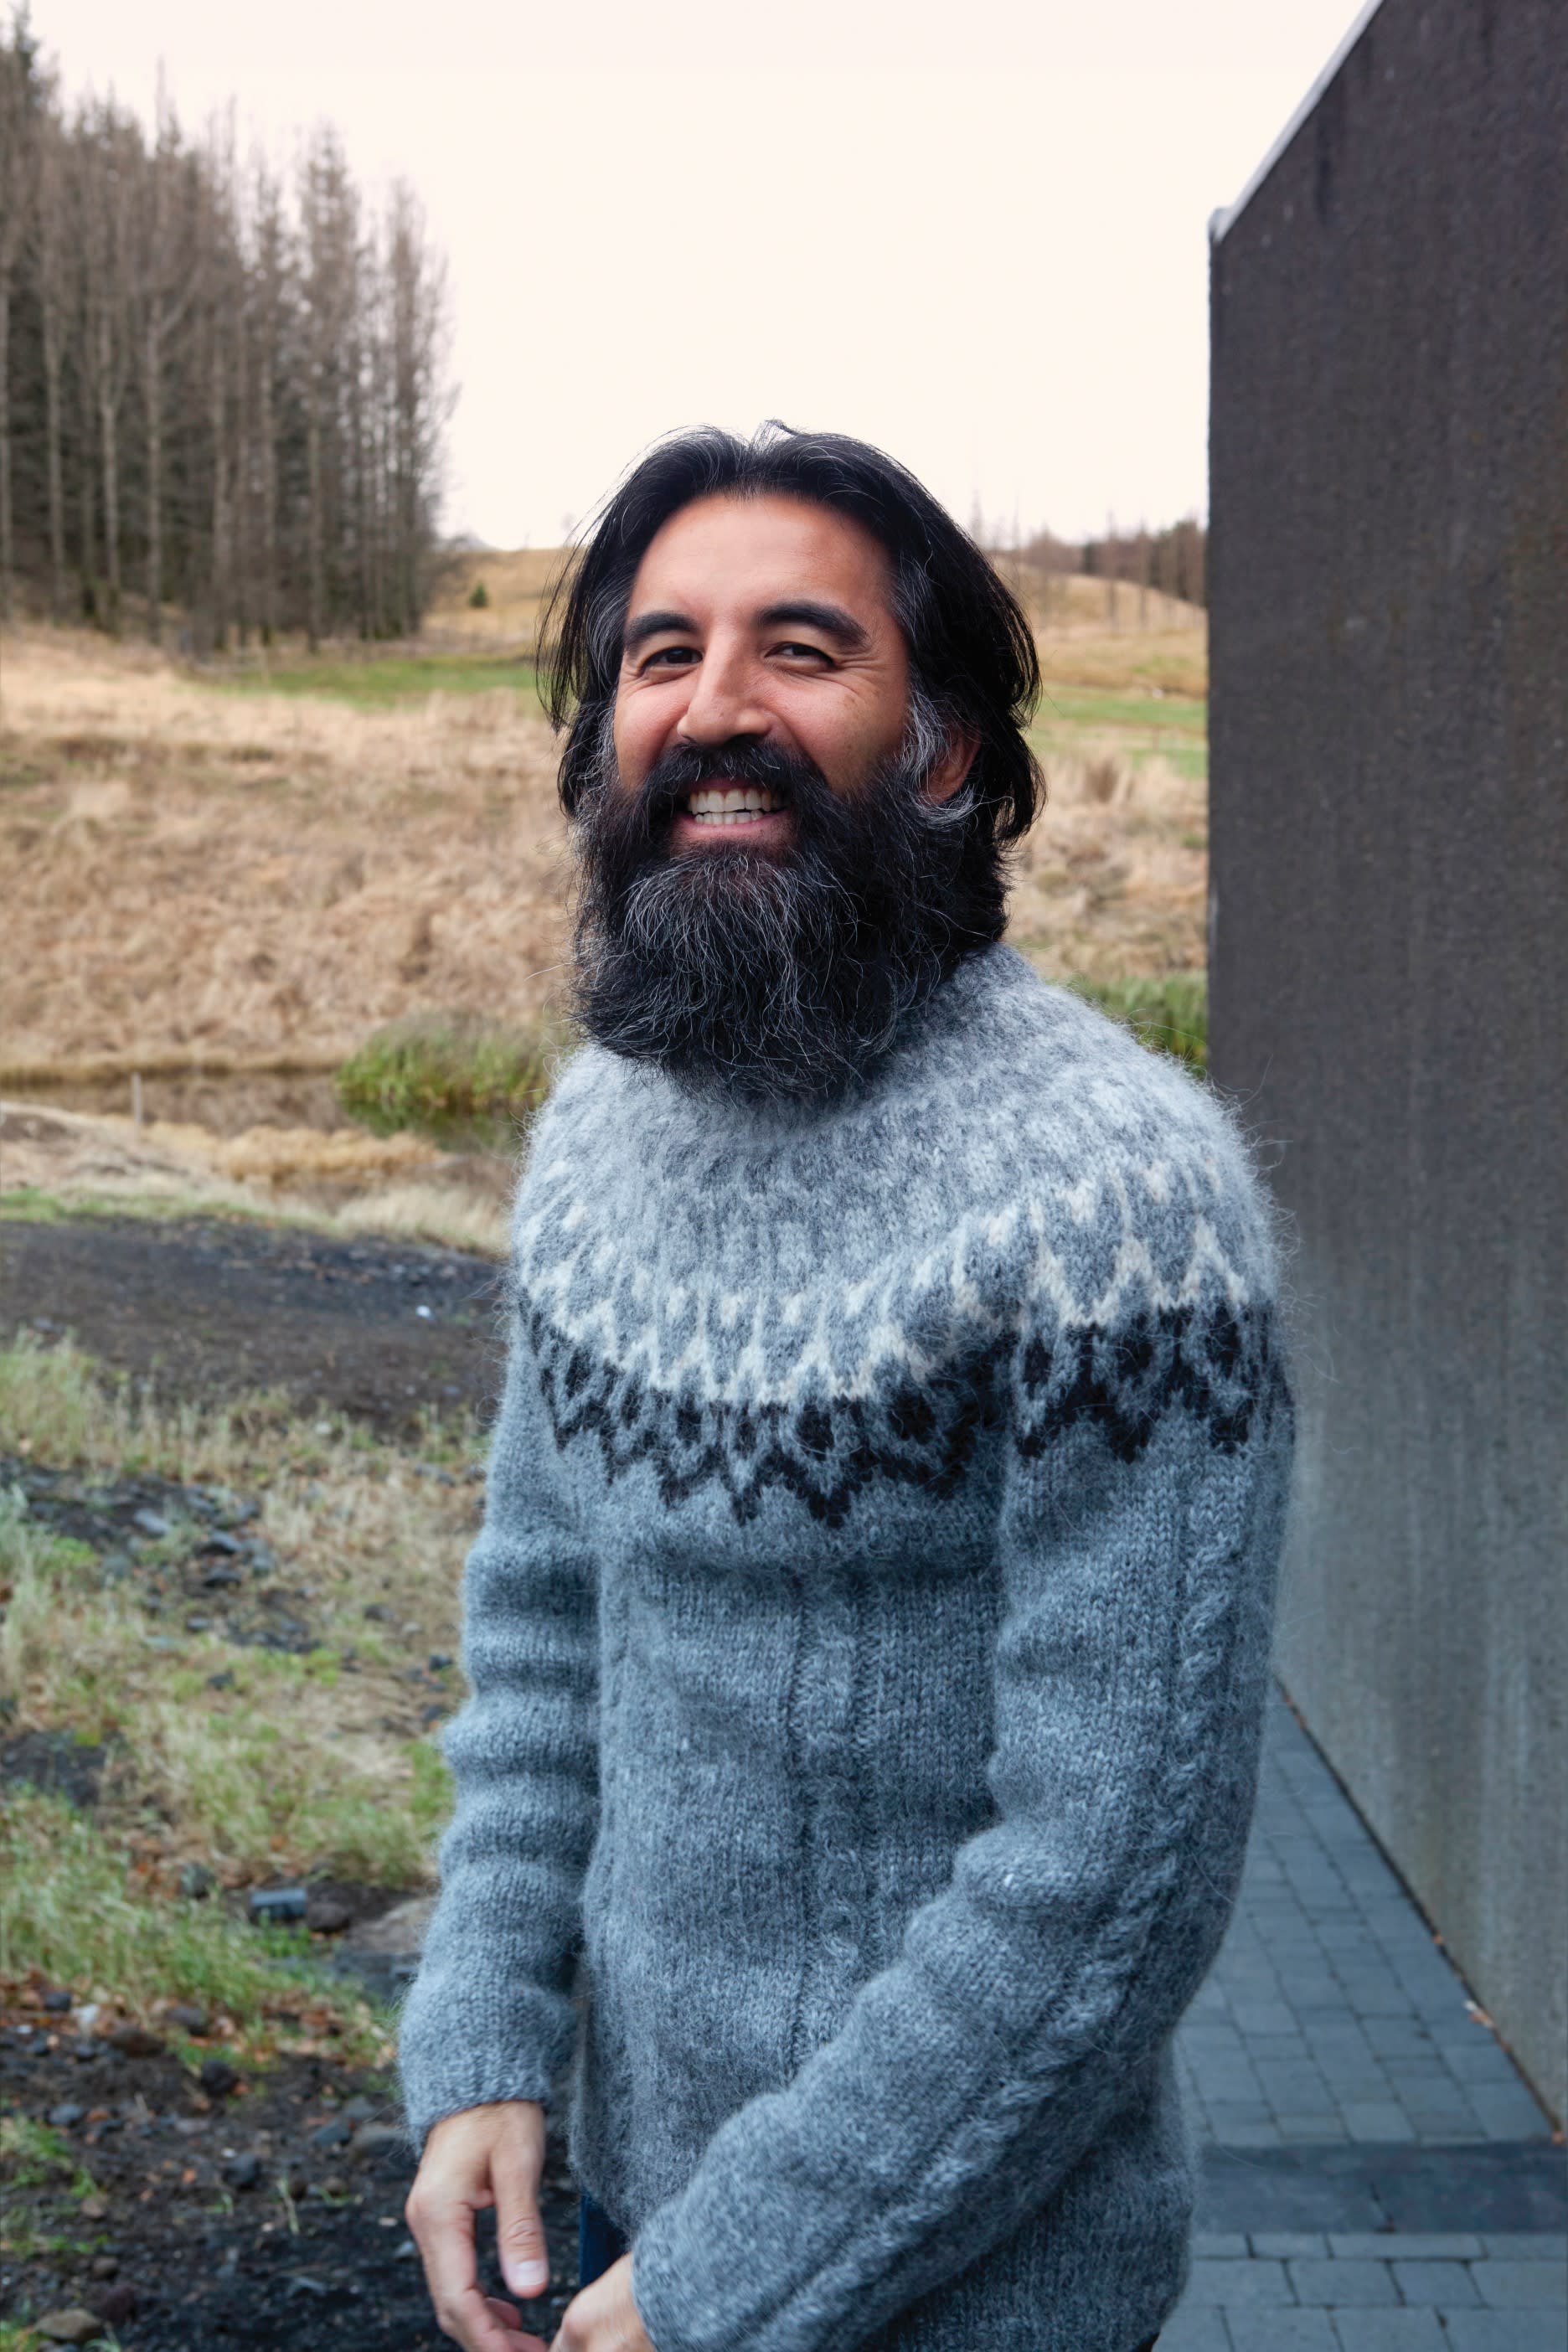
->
[1208, 0, 1566, 2122]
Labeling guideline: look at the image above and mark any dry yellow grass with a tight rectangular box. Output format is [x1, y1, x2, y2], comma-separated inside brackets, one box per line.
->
[1, 615, 1205, 1080]
[1, 625, 571, 1072]
[430, 544, 570, 647]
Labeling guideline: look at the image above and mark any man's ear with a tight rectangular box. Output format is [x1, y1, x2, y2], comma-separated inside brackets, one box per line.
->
[924, 726, 981, 806]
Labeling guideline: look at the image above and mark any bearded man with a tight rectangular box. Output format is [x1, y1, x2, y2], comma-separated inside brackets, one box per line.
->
[399, 426, 1294, 2352]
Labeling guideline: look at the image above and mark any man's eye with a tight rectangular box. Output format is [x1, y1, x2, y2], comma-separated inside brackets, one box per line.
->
[641, 646, 698, 669]
[772, 641, 831, 663]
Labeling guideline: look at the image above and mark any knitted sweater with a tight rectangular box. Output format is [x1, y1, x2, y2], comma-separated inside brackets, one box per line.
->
[396, 942, 1295, 2352]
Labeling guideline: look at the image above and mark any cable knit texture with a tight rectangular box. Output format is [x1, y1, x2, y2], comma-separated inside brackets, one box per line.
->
[396, 943, 1295, 2352]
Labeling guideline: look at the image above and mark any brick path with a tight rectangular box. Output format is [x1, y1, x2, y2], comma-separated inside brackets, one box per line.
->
[1163, 1689, 1565, 2349]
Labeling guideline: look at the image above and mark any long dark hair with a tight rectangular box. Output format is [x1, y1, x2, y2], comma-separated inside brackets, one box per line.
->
[543, 422, 1044, 851]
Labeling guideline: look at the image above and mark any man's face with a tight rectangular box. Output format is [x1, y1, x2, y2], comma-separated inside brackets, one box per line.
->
[611, 493, 967, 851]
[570, 487, 995, 1106]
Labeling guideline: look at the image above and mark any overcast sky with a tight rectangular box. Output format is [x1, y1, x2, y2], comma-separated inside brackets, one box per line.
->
[31, 0, 1370, 549]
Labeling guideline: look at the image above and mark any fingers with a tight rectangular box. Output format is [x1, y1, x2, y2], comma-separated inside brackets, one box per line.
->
[408, 2177, 527, 2352]
[493, 2142, 551, 2302]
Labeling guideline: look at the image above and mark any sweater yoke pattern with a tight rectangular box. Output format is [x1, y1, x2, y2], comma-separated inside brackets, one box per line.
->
[512, 993, 1287, 1525]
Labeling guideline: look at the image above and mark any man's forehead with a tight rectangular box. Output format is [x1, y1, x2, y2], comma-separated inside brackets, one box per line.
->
[626, 492, 895, 619]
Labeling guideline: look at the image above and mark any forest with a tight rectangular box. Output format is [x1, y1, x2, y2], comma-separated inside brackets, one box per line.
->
[0, 13, 451, 652]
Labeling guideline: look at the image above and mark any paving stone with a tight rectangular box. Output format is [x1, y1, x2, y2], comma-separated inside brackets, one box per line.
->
[1466, 2085, 1555, 2141]
[1152, 2302, 1232, 2352]
[1189, 2258, 1297, 2305]
[1342, 2104, 1418, 2143]
[1195, 2235, 1253, 2259]
[1479, 2236, 1566, 2262]
[1436, 2316, 1568, 2352]
[1328, 2315, 1445, 2350]
[1288, 2259, 1399, 2306]
[1222, 2313, 1336, 2351]
[1390, 2261, 1480, 2305]
[1250, 2234, 1329, 2259]
[1470, 2261, 1568, 2308]
[1328, 2239, 1484, 2262]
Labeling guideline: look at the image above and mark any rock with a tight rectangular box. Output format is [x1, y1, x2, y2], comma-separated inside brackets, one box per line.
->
[199, 2055, 240, 2097]
[90, 2255, 119, 2280]
[428, 1653, 453, 1672]
[249, 1885, 307, 1923]
[132, 1509, 170, 1537]
[41, 1987, 72, 2013]
[71, 2039, 101, 2062]
[204, 1670, 236, 1692]
[96, 2282, 138, 2327]
[48, 2102, 85, 2128]
[350, 2122, 407, 2159]
[201, 1565, 244, 1589]
[178, 1862, 215, 1899]
[71, 2004, 101, 2032]
[108, 2024, 163, 2058]
[225, 2150, 261, 2190]
[79, 2195, 109, 2220]
[204, 1530, 243, 1555]
[306, 1896, 352, 1935]
[34, 2311, 102, 2345]
[310, 2115, 353, 2151]
[338, 2095, 376, 2123]
[168, 2003, 209, 2035]
[321, 2173, 349, 2198]
[363, 1602, 389, 1622]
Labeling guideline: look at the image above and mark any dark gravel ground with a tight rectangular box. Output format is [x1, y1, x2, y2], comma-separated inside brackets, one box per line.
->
[0, 1211, 508, 1439]
[0, 1210, 576, 2346]
[0, 1988, 582, 2348]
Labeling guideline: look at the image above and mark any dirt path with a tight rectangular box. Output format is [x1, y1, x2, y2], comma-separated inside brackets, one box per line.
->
[0, 1212, 508, 1438]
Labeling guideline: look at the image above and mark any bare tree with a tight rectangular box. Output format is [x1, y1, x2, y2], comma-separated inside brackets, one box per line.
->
[1, 32, 454, 646]
[0, 12, 41, 622]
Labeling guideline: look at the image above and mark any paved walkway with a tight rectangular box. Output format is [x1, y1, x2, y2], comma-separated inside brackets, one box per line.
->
[1164, 1687, 1565, 2349]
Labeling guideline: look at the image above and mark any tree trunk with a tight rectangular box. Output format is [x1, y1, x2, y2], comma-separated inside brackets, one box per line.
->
[0, 284, 13, 625]
[42, 304, 65, 620]
[143, 317, 163, 643]
[98, 310, 121, 637]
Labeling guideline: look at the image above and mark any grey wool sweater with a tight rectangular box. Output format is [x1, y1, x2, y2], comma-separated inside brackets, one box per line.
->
[396, 943, 1295, 2352]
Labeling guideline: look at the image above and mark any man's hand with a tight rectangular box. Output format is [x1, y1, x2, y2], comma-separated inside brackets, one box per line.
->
[549, 2252, 657, 2352]
[405, 2099, 554, 2352]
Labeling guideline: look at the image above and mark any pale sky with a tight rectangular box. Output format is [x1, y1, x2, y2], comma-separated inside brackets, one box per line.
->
[32, 0, 1370, 549]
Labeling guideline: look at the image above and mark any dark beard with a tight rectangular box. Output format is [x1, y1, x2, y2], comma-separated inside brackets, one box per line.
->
[569, 731, 1007, 1106]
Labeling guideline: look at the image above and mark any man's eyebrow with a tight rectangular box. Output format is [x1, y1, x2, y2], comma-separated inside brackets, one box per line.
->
[622, 608, 698, 654]
[757, 599, 869, 649]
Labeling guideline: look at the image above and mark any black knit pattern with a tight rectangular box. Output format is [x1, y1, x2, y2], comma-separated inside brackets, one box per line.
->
[524, 1294, 1289, 1529]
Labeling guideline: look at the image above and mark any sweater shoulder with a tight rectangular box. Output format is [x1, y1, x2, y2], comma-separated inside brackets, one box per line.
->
[916, 950, 1287, 1309]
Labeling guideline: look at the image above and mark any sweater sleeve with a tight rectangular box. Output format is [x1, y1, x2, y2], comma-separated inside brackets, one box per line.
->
[396, 1287, 600, 2153]
[627, 1212, 1294, 2352]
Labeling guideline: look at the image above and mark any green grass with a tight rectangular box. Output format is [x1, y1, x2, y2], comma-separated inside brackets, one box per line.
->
[338, 1012, 565, 1143]
[1030, 682, 1208, 781]
[0, 1788, 388, 2061]
[1065, 972, 1208, 1075]
[209, 652, 543, 711]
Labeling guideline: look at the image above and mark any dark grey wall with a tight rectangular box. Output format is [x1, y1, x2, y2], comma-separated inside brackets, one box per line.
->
[1209, 0, 1566, 2122]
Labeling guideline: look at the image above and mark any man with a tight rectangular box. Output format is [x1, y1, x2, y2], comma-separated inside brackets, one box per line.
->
[399, 425, 1294, 2352]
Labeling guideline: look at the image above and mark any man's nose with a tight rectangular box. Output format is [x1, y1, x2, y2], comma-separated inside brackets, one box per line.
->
[675, 643, 770, 746]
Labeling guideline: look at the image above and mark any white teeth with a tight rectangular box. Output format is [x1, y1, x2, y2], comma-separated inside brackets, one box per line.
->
[683, 786, 779, 823]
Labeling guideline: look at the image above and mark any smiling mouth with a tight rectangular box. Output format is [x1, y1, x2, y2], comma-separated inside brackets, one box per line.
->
[680, 786, 782, 828]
